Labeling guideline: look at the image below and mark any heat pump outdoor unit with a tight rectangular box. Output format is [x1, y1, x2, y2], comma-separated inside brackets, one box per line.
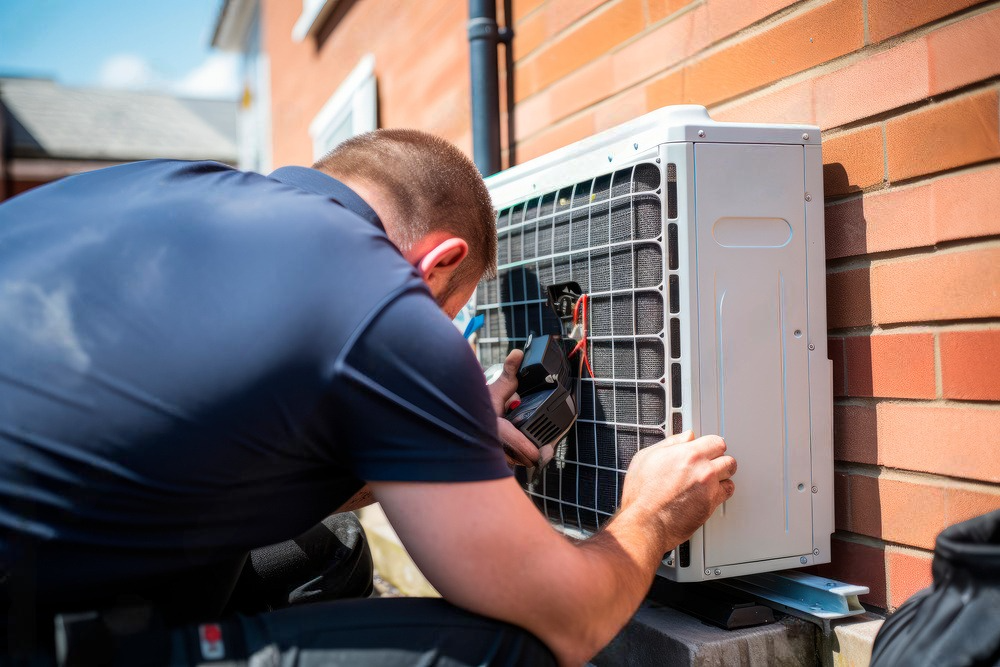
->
[477, 105, 833, 582]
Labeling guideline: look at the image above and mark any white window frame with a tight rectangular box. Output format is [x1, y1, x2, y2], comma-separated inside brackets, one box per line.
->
[308, 54, 377, 161]
[292, 0, 338, 42]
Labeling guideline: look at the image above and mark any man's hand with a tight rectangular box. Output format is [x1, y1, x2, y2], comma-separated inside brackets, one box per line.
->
[618, 430, 737, 553]
[487, 348, 543, 467]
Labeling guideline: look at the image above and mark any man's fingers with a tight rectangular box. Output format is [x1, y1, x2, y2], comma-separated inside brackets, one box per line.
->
[692, 434, 727, 460]
[720, 479, 736, 499]
[663, 430, 696, 446]
[488, 349, 523, 415]
[498, 418, 538, 466]
[709, 455, 737, 481]
[503, 348, 522, 376]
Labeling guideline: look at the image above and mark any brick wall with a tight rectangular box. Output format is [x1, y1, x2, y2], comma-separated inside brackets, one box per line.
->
[263, 0, 474, 166]
[265, 0, 1000, 611]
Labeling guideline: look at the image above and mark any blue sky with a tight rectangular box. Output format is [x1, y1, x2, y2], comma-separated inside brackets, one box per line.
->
[0, 0, 239, 99]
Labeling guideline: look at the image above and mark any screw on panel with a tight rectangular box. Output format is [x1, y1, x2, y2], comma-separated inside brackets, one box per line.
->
[794, 329, 802, 338]
[813, 549, 821, 555]
[714, 569, 722, 576]
[655, 157, 661, 163]
[800, 556, 809, 564]
[802, 133, 810, 141]
[705, 569, 712, 576]
[808, 344, 816, 350]
[812, 486, 819, 493]
[697, 130, 706, 138]
[804, 193, 813, 202]
[633, 142, 639, 150]
[607, 155, 613, 162]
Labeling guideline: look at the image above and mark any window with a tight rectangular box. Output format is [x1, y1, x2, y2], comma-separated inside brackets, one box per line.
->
[308, 54, 377, 161]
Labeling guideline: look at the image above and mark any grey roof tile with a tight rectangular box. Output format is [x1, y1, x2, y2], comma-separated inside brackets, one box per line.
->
[0, 77, 238, 163]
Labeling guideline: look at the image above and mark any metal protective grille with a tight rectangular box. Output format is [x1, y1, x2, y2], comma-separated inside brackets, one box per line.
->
[477, 161, 682, 533]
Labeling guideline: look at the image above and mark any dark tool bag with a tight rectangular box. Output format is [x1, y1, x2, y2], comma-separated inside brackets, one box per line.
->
[871, 509, 1000, 667]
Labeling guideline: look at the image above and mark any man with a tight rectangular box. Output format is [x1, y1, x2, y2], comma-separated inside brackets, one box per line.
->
[0, 129, 736, 665]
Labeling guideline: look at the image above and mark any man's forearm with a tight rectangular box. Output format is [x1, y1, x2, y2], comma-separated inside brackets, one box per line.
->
[538, 507, 674, 664]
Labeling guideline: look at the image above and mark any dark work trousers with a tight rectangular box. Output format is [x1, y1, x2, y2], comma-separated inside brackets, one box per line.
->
[3, 514, 556, 666]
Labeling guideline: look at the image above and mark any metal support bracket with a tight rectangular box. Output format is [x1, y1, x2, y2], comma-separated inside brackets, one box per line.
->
[714, 571, 869, 627]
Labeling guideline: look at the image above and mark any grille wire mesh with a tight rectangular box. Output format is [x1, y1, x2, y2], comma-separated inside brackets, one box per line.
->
[477, 161, 681, 533]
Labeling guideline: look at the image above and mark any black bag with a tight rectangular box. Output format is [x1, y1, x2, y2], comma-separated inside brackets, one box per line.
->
[871, 509, 1000, 667]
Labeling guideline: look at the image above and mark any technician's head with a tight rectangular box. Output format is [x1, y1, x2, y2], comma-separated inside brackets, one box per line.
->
[313, 129, 497, 318]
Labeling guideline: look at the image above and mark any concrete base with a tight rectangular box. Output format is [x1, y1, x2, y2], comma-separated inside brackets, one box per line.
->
[357, 504, 439, 598]
[593, 602, 818, 667]
[826, 614, 884, 667]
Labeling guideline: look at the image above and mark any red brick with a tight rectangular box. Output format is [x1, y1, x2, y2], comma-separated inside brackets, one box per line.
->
[940, 330, 1000, 401]
[513, 57, 614, 142]
[644, 70, 685, 109]
[513, 8, 548, 60]
[844, 334, 937, 399]
[834, 404, 877, 465]
[685, 0, 864, 106]
[886, 547, 933, 610]
[824, 165, 1000, 260]
[886, 89, 1000, 182]
[705, 0, 801, 42]
[646, 0, 697, 24]
[517, 112, 597, 162]
[513, 0, 609, 61]
[512, 0, 546, 24]
[594, 85, 649, 131]
[934, 166, 1000, 244]
[928, 8, 1000, 95]
[813, 37, 929, 130]
[829, 337, 847, 396]
[834, 471, 851, 531]
[822, 125, 885, 197]
[871, 246, 1000, 325]
[876, 403, 1000, 484]
[514, 0, 645, 102]
[848, 473, 882, 538]
[813, 537, 887, 608]
[826, 268, 872, 330]
[711, 78, 815, 126]
[847, 475, 947, 549]
[611, 5, 710, 94]
[946, 486, 1000, 528]
[869, 0, 981, 43]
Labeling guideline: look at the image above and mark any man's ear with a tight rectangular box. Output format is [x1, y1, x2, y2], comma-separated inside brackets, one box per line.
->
[417, 237, 468, 282]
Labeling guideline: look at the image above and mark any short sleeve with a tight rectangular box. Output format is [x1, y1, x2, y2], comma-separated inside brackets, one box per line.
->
[331, 287, 512, 483]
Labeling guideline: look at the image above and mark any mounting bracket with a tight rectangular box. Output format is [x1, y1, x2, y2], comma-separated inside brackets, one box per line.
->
[714, 571, 869, 627]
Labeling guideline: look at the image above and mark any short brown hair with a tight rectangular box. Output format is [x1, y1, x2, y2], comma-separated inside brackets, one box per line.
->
[313, 129, 497, 290]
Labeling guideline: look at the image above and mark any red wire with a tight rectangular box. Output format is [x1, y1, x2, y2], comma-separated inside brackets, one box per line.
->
[569, 294, 595, 378]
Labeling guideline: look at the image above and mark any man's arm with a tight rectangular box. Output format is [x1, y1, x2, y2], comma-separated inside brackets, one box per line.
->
[371, 431, 736, 666]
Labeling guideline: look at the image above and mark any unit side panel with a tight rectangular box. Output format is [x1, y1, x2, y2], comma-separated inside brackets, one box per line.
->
[694, 143, 814, 569]
[804, 143, 834, 564]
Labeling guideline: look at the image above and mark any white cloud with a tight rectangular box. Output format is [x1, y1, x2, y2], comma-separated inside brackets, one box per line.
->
[172, 52, 240, 100]
[98, 53, 160, 90]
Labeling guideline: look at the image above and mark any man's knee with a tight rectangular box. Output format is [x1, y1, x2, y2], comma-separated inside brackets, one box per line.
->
[229, 512, 374, 613]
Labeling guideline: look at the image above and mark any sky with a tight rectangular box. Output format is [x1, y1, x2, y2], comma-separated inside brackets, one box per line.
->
[0, 0, 239, 99]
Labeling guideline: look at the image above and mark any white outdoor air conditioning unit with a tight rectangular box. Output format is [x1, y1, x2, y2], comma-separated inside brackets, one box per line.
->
[477, 105, 833, 582]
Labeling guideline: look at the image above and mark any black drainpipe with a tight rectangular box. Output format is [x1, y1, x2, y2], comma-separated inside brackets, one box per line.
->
[468, 0, 512, 177]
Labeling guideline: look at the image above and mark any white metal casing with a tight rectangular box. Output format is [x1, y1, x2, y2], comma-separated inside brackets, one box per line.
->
[480, 106, 833, 581]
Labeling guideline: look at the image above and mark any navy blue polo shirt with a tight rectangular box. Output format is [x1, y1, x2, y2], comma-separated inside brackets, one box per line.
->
[0, 160, 508, 594]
